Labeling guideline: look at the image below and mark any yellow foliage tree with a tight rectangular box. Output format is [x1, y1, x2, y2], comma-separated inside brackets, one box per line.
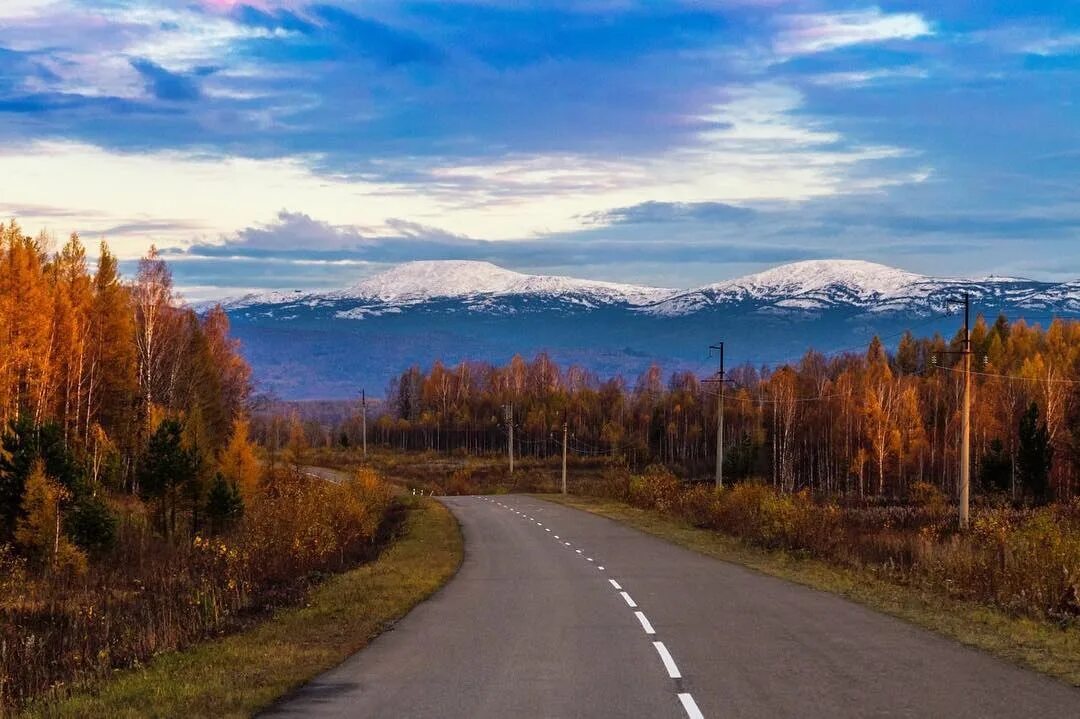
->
[220, 414, 262, 499]
[286, 411, 308, 469]
[15, 461, 86, 576]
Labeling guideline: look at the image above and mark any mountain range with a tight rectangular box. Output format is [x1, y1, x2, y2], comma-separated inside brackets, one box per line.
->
[216, 260, 1080, 399]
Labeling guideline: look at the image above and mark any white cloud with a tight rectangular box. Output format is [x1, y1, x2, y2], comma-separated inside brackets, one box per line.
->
[807, 66, 929, 87]
[1, 2, 282, 100]
[1020, 33, 1080, 56]
[0, 0, 61, 20]
[0, 84, 925, 255]
[773, 7, 932, 57]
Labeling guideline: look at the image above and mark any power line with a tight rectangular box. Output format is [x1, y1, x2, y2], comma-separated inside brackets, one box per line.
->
[935, 364, 1080, 386]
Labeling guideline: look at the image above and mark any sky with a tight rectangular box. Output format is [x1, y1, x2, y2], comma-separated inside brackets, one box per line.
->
[0, 0, 1078, 299]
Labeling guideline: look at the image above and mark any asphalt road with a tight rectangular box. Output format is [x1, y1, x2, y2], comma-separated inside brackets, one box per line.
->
[266, 494, 1079, 718]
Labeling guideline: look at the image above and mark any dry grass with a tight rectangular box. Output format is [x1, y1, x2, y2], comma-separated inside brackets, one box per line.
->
[19, 497, 463, 718]
[541, 493, 1080, 686]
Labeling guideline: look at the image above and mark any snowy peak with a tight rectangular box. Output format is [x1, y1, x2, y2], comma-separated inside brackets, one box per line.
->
[218, 258, 1080, 319]
[342, 260, 674, 306]
[709, 260, 931, 300]
[346, 261, 528, 302]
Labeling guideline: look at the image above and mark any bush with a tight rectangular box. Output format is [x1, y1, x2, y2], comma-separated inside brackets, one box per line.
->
[674, 484, 716, 528]
[1, 468, 396, 712]
[597, 473, 1080, 623]
[908, 481, 947, 513]
[629, 465, 681, 512]
[445, 468, 475, 496]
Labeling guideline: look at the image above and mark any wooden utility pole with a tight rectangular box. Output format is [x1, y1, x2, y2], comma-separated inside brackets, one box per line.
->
[706, 343, 729, 489]
[363, 390, 369, 459]
[960, 293, 971, 529]
[562, 421, 568, 495]
[931, 294, 973, 529]
[504, 403, 514, 474]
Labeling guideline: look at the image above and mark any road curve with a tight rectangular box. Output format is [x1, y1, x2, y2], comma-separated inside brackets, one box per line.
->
[265, 495, 1079, 718]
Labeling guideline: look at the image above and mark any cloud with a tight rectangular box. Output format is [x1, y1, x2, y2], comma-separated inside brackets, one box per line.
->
[1019, 33, 1080, 57]
[585, 201, 755, 225]
[773, 8, 932, 57]
[805, 66, 929, 87]
[182, 208, 818, 270]
[130, 59, 202, 101]
[0, 73, 924, 255]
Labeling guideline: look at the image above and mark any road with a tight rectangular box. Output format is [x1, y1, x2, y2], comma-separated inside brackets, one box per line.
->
[300, 465, 351, 484]
[266, 494, 1079, 718]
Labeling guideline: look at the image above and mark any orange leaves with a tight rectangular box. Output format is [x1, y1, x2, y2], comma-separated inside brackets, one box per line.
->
[220, 415, 261, 500]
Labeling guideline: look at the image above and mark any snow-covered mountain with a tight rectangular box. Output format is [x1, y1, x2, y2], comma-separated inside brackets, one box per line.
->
[215, 259, 1080, 399]
[224, 260, 675, 312]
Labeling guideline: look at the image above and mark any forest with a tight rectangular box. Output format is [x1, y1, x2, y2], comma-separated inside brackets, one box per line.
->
[351, 320, 1080, 626]
[0, 221, 394, 711]
[370, 316, 1080, 503]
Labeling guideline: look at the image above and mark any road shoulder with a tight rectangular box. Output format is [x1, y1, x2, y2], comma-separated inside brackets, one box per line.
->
[23, 497, 463, 719]
[540, 493, 1080, 687]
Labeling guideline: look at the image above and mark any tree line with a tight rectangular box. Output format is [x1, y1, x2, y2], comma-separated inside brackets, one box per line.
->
[372, 316, 1080, 502]
[0, 220, 253, 571]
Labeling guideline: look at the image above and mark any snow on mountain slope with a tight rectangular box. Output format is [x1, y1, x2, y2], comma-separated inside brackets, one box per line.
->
[343, 261, 527, 301]
[219, 258, 1080, 318]
[710, 260, 932, 299]
[647, 259, 1008, 316]
[342, 260, 675, 305]
[223, 260, 675, 310]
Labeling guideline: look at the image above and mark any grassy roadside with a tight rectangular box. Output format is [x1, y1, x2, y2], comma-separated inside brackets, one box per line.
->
[23, 497, 463, 718]
[541, 493, 1080, 686]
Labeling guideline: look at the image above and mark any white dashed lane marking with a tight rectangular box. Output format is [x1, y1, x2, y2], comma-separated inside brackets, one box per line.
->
[653, 642, 681, 679]
[678, 693, 704, 719]
[489, 498, 705, 717]
[634, 611, 656, 635]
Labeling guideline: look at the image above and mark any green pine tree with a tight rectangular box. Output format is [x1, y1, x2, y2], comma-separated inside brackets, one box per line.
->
[1017, 402, 1053, 504]
[138, 419, 198, 538]
[205, 472, 243, 535]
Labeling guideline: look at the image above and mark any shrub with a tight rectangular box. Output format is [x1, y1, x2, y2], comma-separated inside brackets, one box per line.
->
[908, 481, 947, 512]
[445, 468, 475, 495]
[674, 484, 716, 528]
[1, 468, 397, 713]
[629, 465, 681, 512]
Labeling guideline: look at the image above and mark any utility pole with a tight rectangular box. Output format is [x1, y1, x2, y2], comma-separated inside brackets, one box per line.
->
[960, 293, 971, 529]
[936, 295, 972, 528]
[561, 421, 568, 495]
[361, 389, 367, 460]
[504, 403, 514, 474]
[705, 342, 730, 489]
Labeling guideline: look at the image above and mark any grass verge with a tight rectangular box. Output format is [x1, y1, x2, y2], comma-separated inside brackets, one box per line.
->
[23, 497, 463, 718]
[541, 493, 1080, 686]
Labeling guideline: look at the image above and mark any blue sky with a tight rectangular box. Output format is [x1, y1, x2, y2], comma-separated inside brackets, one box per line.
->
[0, 1, 1078, 298]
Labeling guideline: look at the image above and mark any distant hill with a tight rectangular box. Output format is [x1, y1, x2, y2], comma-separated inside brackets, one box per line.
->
[215, 259, 1080, 399]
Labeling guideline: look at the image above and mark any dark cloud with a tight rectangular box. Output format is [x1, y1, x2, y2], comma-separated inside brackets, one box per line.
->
[587, 201, 756, 225]
[84, 219, 206, 237]
[130, 59, 202, 102]
[183, 209, 818, 270]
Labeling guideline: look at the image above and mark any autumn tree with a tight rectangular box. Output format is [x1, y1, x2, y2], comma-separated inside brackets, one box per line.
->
[15, 461, 86, 575]
[220, 415, 261, 499]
